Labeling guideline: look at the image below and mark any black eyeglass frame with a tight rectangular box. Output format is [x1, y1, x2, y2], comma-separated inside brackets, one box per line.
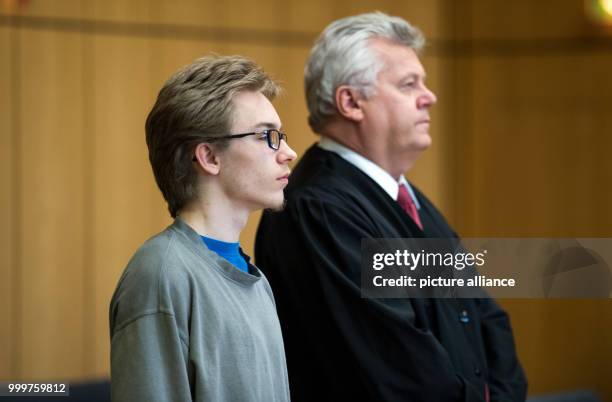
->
[192, 129, 288, 161]
[206, 129, 287, 149]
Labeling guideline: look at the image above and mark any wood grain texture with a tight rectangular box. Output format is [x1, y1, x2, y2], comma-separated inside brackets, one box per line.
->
[18, 27, 85, 379]
[0, 25, 16, 380]
[446, 1, 612, 399]
[81, 1, 158, 377]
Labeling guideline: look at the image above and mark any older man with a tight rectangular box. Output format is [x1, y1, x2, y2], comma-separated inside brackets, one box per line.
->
[110, 55, 296, 402]
[256, 12, 527, 402]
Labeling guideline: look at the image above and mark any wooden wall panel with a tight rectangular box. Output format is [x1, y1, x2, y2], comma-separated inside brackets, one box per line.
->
[131, 0, 442, 38]
[149, 0, 227, 28]
[2, 0, 82, 19]
[0, 25, 15, 380]
[270, 0, 340, 33]
[18, 28, 85, 379]
[468, 0, 593, 40]
[150, 38, 228, 81]
[466, 50, 612, 399]
[337, 0, 442, 41]
[499, 300, 612, 397]
[149, 0, 332, 33]
[446, 1, 612, 399]
[87, 33, 167, 377]
[224, 0, 287, 32]
[87, 0, 151, 23]
[80, 0, 157, 378]
[465, 53, 612, 237]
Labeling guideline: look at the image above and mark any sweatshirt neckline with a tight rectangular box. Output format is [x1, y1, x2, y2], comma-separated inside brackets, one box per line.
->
[170, 218, 262, 285]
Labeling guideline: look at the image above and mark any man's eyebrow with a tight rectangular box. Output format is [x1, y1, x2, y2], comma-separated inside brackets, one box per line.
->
[401, 72, 426, 81]
[251, 122, 282, 131]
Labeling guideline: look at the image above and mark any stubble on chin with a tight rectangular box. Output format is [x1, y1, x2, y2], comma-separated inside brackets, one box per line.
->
[266, 197, 287, 213]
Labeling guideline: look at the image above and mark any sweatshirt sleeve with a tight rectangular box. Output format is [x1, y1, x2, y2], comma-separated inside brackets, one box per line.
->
[110, 312, 192, 402]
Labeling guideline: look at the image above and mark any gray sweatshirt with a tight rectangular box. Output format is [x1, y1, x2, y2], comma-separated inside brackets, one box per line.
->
[109, 219, 290, 402]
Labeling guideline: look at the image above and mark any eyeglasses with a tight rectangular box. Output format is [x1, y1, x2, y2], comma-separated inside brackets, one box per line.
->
[202, 129, 288, 151]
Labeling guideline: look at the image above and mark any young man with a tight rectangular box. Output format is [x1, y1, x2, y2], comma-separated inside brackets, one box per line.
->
[256, 12, 527, 402]
[110, 55, 296, 402]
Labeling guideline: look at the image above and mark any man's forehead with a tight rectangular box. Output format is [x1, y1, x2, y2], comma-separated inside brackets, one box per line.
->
[369, 37, 417, 55]
[369, 39, 426, 76]
[231, 91, 281, 130]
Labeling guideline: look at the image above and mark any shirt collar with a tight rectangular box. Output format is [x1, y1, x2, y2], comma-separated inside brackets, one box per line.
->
[317, 136, 420, 209]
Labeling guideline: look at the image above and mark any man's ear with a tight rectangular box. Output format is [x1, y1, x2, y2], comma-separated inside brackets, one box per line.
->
[194, 142, 221, 175]
[335, 85, 365, 122]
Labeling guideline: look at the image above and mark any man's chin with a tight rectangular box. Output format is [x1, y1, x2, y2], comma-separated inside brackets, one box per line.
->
[414, 135, 432, 151]
[265, 198, 287, 212]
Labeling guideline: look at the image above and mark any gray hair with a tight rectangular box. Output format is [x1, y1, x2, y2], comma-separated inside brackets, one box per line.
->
[304, 12, 425, 133]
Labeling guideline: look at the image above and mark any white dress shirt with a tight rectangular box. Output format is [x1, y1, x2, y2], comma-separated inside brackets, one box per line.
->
[317, 137, 420, 209]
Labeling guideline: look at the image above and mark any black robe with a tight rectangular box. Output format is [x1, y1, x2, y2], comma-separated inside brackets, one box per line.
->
[255, 145, 527, 402]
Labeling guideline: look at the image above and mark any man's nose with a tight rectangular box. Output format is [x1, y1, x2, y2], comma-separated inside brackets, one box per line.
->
[278, 140, 298, 163]
[418, 86, 437, 108]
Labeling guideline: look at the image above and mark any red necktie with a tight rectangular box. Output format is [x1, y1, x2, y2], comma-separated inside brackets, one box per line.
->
[397, 184, 423, 230]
